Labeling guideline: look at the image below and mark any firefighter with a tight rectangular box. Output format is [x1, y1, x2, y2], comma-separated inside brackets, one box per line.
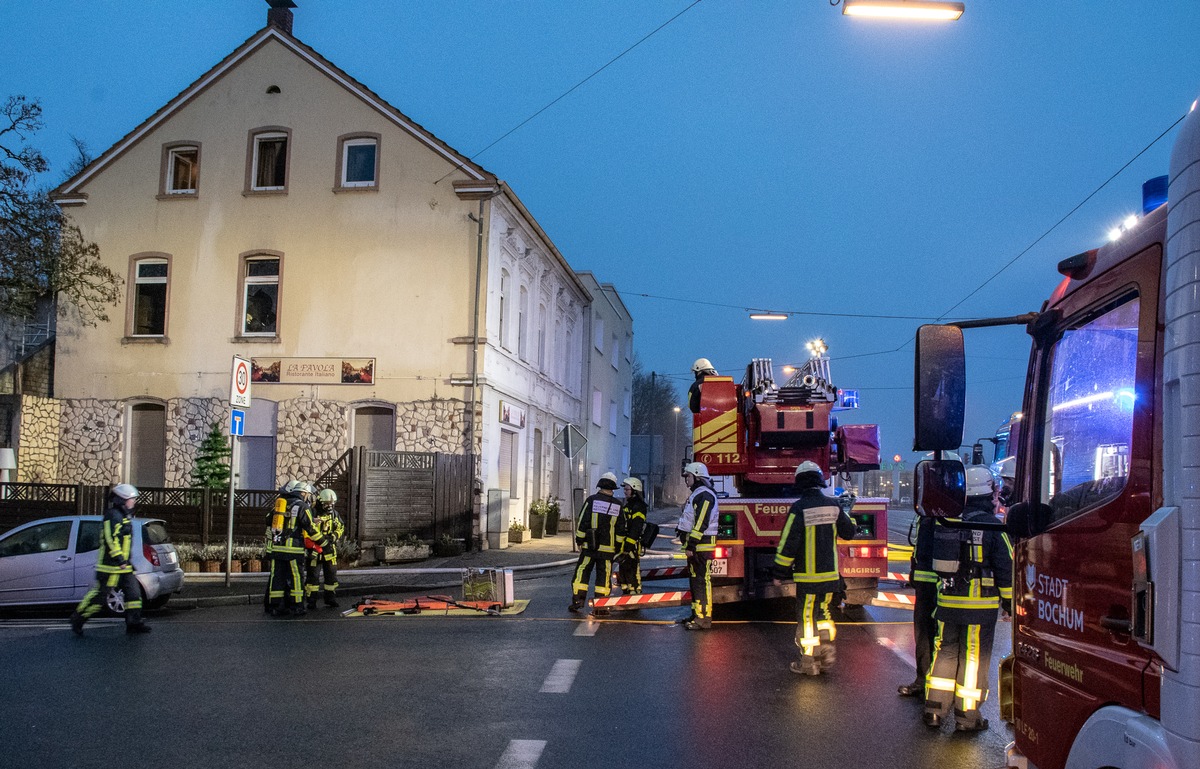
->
[71, 483, 151, 635]
[678, 461, 718, 630]
[772, 461, 858, 674]
[615, 477, 647, 595]
[923, 465, 1014, 732]
[569, 472, 622, 615]
[268, 480, 324, 616]
[306, 488, 345, 609]
[900, 451, 958, 697]
[687, 358, 718, 413]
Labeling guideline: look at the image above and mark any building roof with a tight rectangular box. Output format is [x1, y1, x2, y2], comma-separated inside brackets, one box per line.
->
[53, 23, 496, 203]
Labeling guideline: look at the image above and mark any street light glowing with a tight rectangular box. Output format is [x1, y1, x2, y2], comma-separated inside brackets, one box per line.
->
[749, 312, 788, 320]
[842, 0, 964, 20]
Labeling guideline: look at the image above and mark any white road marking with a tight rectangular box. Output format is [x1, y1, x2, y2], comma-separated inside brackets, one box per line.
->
[540, 659, 582, 694]
[877, 635, 917, 669]
[494, 739, 546, 769]
[572, 619, 600, 636]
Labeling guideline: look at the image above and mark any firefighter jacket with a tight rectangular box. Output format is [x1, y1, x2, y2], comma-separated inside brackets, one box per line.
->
[617, 497, 647, 555]
[271, 494, 325, 561]
[910, 516, 938, 586]
[310, 503, 345, 560]
[575, 492, 622, 555]
[774, 488, 858, 595]
[933, 502, 1014, 624]
[96, 500, 135, 575]
[679, 482, 718, 552]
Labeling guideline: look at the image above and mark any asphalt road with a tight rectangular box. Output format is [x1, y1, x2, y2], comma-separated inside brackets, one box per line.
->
[3, 558, 1013, 769]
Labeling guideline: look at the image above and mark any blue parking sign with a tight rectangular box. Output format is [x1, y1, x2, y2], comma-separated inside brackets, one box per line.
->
[230, 409, 246, 437]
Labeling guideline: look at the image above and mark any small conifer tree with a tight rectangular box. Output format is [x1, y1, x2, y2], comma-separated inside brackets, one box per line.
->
[191, 422, 232, 488]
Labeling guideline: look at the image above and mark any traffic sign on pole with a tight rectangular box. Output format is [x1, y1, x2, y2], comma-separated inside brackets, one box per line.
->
[231, 356, 252, 408]
[230, 409, 246, 437]
[553, 424, 587, 459]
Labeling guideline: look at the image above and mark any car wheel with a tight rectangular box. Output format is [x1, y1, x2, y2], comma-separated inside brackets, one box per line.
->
[105, 582, 146, 616]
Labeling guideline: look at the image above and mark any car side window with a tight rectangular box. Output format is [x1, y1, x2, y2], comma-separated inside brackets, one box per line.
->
[77, 521, 101, 554]
[0, 521, 75, 557]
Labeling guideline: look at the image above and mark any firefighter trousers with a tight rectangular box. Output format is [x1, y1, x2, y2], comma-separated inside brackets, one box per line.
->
[687, 549, 714, 621]
[267, 555, 305, 613]
[912, 580, 938, 682]
[305, 555, 339, 604]
[74, 571, 143, 626]
[571, 551, 613, 602]
[616, 551, 642, 594]
[924, 618, 996, 726]
[796, 592, 837, 669]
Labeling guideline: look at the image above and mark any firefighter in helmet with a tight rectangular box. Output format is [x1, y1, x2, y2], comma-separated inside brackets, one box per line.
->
[688, 358, 718, 414]
[306, 488, 345, 609]
[772, 461, 858, 674]
[615, 477, 648, 595]
[899, 451, 958, 697]
[267, 480, 326, 616]
[923, 465, 1013, 732]
[678, 461, 719, 630]
[569, 472, 622, 616]
[71, 483, 151, 635]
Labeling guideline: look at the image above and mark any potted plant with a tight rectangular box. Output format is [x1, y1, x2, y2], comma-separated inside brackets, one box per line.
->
[433, 533, 465, 557]
[528, 499, 547, 539]
[176, 542, 201, 573]
[508, 521, 528, 544]
[544, 497, 562, 536]
[199, 543, 225, 572]
[336, 537, 360, 568]
[377, 533, 430, 563]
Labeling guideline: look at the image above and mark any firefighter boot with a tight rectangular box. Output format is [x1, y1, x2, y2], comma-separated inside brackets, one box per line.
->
[790, 656, 821, 676]
[954, 711, 988, 733]
[69, 612, 84, 636]
[324, 594, 339, 609]
[813, 642, 836, 672]
[126, 623, 151, 635]
[683, 617, 712, 631]
[568, 593, 586, 613]
[307, 597, 318, 610]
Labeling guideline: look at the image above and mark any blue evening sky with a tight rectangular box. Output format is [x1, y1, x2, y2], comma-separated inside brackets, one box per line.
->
[4, 1, 1198, 464]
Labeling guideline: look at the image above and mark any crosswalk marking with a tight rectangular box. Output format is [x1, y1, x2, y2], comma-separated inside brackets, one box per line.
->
[494, 739, 546, 769]
[540, 659, 582, 694]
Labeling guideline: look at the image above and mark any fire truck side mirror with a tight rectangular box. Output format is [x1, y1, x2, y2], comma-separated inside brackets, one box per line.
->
[914, 458, 966, 518]
[913, 324, 966, 452]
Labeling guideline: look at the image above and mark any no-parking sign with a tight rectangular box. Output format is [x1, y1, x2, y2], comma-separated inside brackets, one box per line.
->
[231, 356, 252, 408]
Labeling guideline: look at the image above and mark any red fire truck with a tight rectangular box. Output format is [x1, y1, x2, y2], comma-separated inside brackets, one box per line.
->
[911, 98, 1200, 769]
[691, 355, 887, 607]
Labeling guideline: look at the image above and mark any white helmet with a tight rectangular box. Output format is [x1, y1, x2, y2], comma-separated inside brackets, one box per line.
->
[317, 488, 337, 504]
[622, 477, 643, 493]
[112, 483, 139, 500]
[966, 465, 999, 497]
[598, 472, 619, 490]
[794, 460, 824, 482]
[682, 461, 710, 479]
[692, 358, 715, 375]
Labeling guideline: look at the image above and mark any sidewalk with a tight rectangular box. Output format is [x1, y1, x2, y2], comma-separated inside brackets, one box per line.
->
[172, 528, 582, 610]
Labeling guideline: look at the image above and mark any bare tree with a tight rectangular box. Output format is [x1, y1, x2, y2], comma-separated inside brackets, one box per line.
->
[0, 95, 121, 326]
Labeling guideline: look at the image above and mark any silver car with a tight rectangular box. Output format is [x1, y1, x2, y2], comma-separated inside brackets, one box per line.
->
[0, 515, 185, 612]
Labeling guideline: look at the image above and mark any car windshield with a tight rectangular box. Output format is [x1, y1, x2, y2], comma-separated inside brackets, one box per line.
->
[143, 521, 171, 545]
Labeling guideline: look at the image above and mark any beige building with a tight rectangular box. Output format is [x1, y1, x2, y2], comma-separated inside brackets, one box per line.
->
[18, 6, 615, 540]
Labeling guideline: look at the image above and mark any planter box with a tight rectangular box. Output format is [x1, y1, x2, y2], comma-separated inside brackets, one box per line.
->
[508, 530, 528, 544]
[182, 561, 200, 573]
[529, 514, 546, 539]
[376, 544, 431, 563]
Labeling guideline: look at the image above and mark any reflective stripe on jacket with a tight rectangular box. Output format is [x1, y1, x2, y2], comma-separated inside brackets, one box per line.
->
[935, 504, 1014, 623]
[576, 493, 622, 554]
[774, 488, 857, 594]
[96, 503, 134, 574]
[681, 484, 718, 552]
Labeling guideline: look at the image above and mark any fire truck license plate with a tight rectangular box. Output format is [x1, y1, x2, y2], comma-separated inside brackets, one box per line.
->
[711, 559, 728, 576]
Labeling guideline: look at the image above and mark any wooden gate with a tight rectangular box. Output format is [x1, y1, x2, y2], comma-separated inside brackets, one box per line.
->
[355, 449, 474, 544]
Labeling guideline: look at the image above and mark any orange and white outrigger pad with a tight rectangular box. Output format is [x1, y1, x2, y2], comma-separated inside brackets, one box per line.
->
[591, 590, 692, 611]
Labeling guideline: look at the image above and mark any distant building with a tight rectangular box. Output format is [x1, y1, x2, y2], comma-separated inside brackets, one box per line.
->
[576, 273, 633, 491]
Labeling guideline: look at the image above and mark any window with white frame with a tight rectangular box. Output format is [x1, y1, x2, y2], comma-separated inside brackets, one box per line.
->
[241, 256, 280, 336]
[611, 334, 619, 369]
[338, 135, 378, 188]
[131, 258, 168, 336]
[592, 389, 603, 426]
[499, 269, 510, 349]
[518, 286, 529, 360]
[163, 144, 199, 195]
[594, 315, 605, 351]
[250, 130, 289, 191]
[624, 390, 631, 418]
[609, 401, 617, 435]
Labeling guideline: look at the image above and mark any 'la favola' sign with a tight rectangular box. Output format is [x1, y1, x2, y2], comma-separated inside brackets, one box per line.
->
[251, 358, 376, 385]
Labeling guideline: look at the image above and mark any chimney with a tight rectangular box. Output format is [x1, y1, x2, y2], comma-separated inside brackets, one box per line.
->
[266, 0, 297, 34]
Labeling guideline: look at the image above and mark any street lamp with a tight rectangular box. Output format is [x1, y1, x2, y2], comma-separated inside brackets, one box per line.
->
[806, 338, 827, 358]
[749, 312, 788, 320]
[842, 0, 965, 21]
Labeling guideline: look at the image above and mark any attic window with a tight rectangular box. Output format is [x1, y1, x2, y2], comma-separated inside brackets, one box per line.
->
[266, 85, 281, 94]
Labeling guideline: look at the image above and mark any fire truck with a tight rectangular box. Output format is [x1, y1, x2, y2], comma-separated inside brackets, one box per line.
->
[911, 97, 1200, 769]
[690, 354, 887, 607]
